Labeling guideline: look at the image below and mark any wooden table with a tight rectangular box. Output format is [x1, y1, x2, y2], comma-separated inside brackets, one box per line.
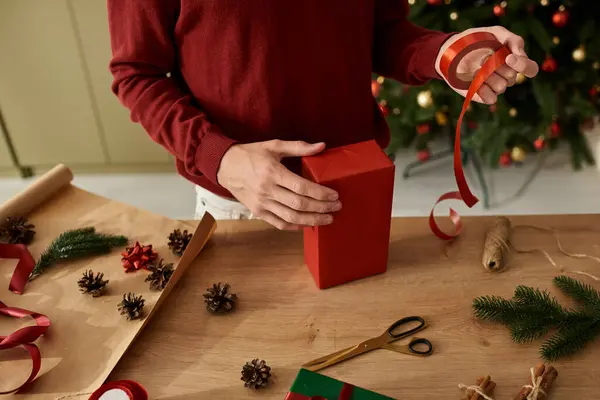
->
[110, 214, 600, 399]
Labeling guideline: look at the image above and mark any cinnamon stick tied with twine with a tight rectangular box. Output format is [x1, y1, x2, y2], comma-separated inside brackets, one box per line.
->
[513, 364, 558, 400]
[459, 375, 497, 400]
[482, 216, 511, 272]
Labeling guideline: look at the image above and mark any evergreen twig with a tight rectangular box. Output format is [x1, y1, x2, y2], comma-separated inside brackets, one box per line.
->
[472, 276, 600, 361]
[29, 227, 128, 280]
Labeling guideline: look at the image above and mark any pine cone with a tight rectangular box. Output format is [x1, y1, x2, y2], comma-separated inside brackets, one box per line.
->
[77, 269, 109, 297]
[168, 229, 192, 256]
[0, 216, 35, 245]
[204, 283, 237, 313]
[117, 292, 145, 320]
[145, 259, 174, 291]
[241, 359, 271, 389]
[121, 242, 157, 272]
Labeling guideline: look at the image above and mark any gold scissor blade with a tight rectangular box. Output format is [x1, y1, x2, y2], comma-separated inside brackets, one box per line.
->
[302, 340, 376, 372]
[302, 345, 358, 371]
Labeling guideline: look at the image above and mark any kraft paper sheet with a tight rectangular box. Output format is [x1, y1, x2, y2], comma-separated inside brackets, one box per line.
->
[0, 164, 216, 399]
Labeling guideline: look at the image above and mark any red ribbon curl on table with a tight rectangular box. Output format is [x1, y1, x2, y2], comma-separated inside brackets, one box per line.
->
[0, 243, 36, 294]
[285, 382, 354, 400]
[429, 32, 511, 240]
[89, 380, 148, 400]
[0, 301, 51, 394]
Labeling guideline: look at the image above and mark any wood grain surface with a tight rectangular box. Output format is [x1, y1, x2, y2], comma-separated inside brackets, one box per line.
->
[109, 214, 600, 399]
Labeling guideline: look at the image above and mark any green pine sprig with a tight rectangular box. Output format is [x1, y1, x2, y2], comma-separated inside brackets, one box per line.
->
[29, 227, 128, 280]
[472, 276, 600, 361]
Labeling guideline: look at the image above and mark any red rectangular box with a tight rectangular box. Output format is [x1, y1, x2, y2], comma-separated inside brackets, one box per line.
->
[301, 140, 395, 289]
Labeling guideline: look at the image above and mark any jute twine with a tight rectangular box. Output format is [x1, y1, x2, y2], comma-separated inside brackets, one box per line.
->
[523, 367, 547, 400]
[482, 216, 600, 280]
[458, 383, 495, 400]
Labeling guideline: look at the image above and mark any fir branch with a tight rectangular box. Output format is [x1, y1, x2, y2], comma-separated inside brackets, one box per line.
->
[554, 275, 600, 310]
[509, 320, 553, 344]
[472, 295, 518, 324]
[29, 228, 128, 280]
[541, 316, 600, 361]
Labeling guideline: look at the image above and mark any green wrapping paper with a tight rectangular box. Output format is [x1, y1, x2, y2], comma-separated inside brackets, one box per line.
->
[285, 369, 395, 400]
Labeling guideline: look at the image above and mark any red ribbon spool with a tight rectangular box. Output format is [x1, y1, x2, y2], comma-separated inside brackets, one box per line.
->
[429, 32, 511, 240]
[89, 380, 148, 400]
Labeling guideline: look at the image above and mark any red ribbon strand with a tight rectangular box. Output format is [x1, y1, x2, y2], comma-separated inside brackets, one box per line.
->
[430, 32, 511, 240]
[0, 301, 51, 394]
[0, 243, 36, 294]
[89, 380, 148, 400]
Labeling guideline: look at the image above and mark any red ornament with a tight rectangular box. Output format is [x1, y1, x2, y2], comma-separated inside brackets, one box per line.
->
[552, 9, 569, 28]
[379, 104, 389, 118]
[550, 121, 561, 137]
[467, 121, 478, 130]
[427, 0, 443, 5]
[493, 5, 506, 17]
[121, 242, 158, 272]
[416, 123, 431, 135]
[499, 152, 512, 167]
[542, 56, 558, 73]
[534, 137, 546, 150]
[371, 80, 381, 97]
[417, 149, 431, 162]
[590, 86, 598, 98]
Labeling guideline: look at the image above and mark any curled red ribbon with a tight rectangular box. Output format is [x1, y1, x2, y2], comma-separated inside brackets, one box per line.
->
[89, 380, 148, 400]
[0, 301, 51, 394]
[430, 32, 511, 240]
[0, 243, 36, 294]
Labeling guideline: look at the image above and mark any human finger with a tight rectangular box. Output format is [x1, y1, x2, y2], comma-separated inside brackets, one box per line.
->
[275, 167, 339, 201]
[271, 186, 341, 213]
[256, 209, 302, 231]
[266, 140, 326, 158]
[506, 54, 539, 78]
[495, 65, 517, 86]
[264, 200, 334, 227]
[485, 72, 508, 94]
[477, 83, 498, 105]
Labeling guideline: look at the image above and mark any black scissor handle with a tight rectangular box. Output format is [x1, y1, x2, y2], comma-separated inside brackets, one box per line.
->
[408, 337, 433, 356]
[387, 316, 426, 339]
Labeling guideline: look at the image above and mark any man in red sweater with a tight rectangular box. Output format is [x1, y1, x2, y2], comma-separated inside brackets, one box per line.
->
[108, 1, 538, 230]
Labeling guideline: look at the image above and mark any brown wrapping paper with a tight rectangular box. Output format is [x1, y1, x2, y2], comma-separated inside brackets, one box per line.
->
[0, 165, 216, 399]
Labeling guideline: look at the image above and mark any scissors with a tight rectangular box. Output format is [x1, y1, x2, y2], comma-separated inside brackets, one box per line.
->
[302, 316, 433, 372]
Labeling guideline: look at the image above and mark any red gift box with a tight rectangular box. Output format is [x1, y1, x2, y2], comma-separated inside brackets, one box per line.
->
[301, 140, 395, 289]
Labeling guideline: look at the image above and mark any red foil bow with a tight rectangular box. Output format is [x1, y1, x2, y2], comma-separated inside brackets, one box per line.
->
[121, 242, 158, 272]
[430, 32, 511, 240]
[0, 243, 36, 294]
[285, 383, 354, 400]
[0, 301, 51, 394]
[89, 380, 148, 400]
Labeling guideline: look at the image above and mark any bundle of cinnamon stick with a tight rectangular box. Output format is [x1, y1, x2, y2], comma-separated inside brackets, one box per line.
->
[513, 363, 558, 400]
[460, 375, 496, 400]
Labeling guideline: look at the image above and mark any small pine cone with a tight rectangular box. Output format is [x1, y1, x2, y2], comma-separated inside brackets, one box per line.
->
[241, 359, 271, 389]
[168, 229, 192, 256]
[203, 283, 237, 314]
[77, 269, 109, 297]
[145, 259, 174, 291]
[0, 216, 36, 245]
[117, 292, 145, 320]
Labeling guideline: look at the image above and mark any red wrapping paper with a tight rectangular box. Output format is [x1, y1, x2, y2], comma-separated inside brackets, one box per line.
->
[301, 140, 394, 289]
[285, 382, 354, 400]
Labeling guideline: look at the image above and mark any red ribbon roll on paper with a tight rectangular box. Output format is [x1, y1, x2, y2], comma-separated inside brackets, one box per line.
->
[0, 301, 51, 394]
[89, 380, 148, 400]
[0, 243, 36, 294]
[430, 32, 511, 240]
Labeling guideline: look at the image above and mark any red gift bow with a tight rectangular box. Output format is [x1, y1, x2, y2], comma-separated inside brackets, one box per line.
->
[89, 380, 148, 400]
[429, 32, 511, 240]
[285, 382, 354, 400]
[0, 243, 36, 294]
[0, 301, 51, 394]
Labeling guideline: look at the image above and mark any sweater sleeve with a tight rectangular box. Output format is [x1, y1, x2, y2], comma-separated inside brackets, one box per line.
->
[372, 0, 455, 85]
[107, 0, 237, 184]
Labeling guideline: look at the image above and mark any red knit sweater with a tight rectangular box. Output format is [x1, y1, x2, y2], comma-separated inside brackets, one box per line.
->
[108, 0, 452, 198]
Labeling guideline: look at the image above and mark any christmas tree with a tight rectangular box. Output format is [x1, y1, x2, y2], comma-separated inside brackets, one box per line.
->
[375, 0, 600, 170]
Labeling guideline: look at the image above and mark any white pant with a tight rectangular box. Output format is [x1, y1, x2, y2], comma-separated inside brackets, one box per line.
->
[195, 185, 256, 220]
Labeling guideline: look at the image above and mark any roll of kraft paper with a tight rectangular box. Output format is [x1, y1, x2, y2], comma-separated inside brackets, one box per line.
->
[429, 32, 511, 240]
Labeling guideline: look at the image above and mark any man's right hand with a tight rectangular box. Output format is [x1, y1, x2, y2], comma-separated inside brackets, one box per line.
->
[216, 140, 341, 230]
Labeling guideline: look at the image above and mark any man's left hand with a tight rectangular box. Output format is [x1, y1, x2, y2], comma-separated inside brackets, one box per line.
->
[435, 26, 539, 104]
